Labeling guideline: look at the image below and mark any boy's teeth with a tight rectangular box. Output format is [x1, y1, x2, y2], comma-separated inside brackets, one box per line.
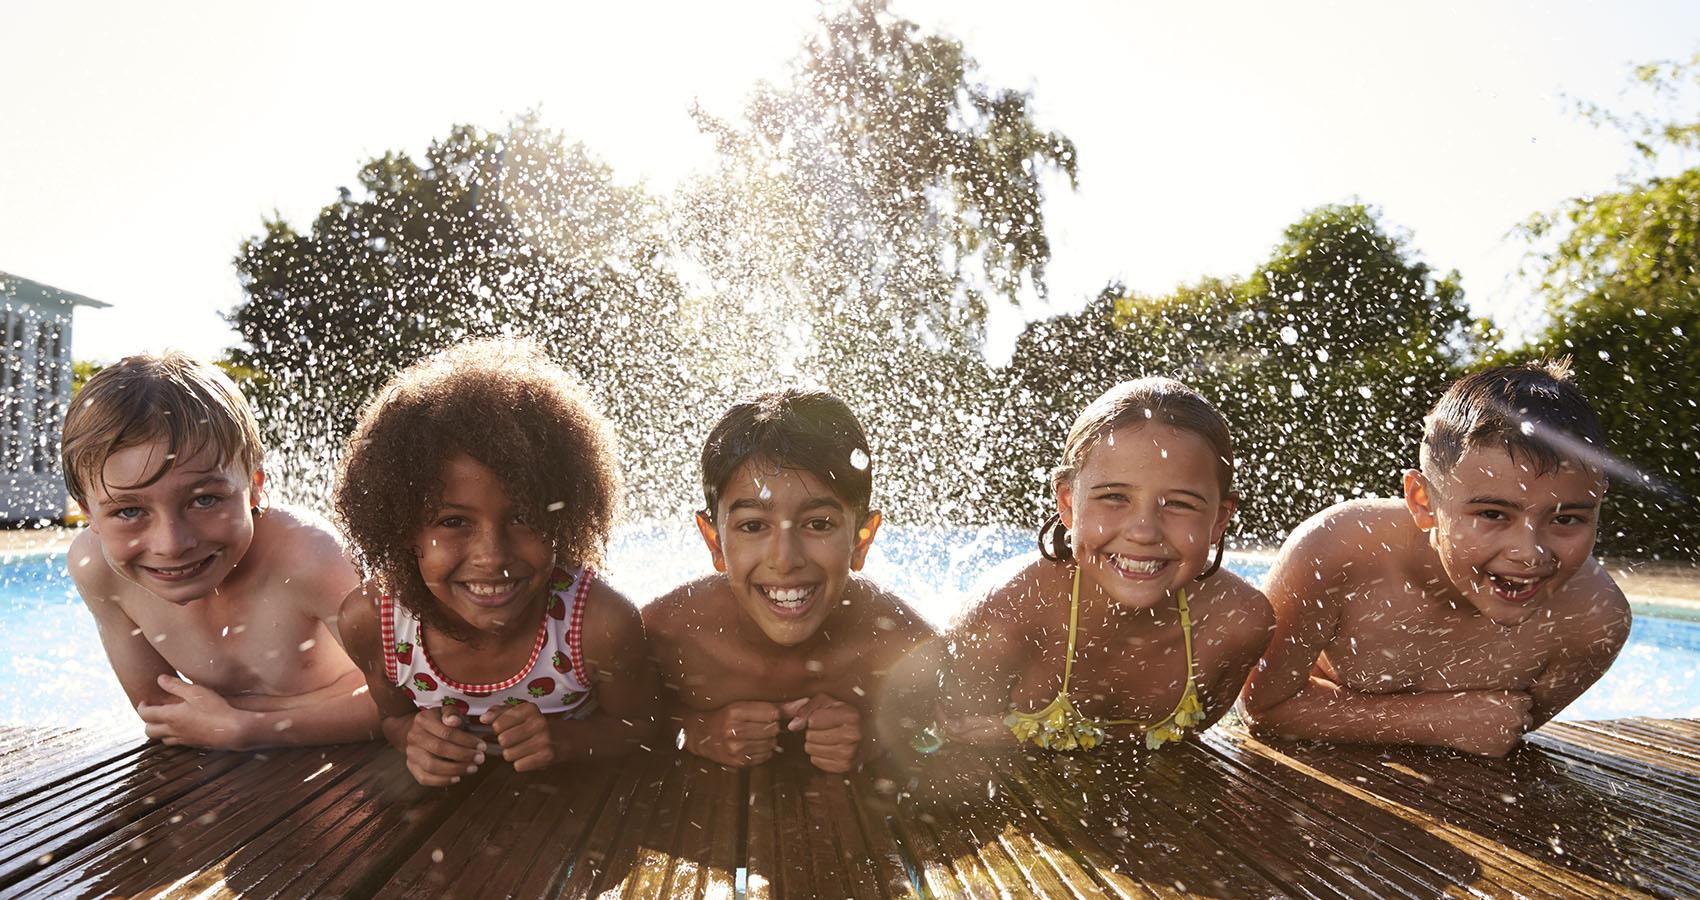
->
[764, 587, 812, 606]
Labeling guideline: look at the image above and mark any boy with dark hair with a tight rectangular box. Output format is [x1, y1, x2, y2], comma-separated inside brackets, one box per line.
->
[63, 351, 378, 749]
[1241, 361, 1631, 756]
[645, 389, 934, 772]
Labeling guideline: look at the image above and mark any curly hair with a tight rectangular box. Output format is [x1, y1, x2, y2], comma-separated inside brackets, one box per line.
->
[334, 338, 622, 636]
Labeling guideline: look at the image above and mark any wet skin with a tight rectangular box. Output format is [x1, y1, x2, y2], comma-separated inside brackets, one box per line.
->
[339, 454, 660, 786]
[947, 424, 1273, 743]
[71, 440, 374, 749]
[1241, 446, 1632, 757]
[646, 460, 934, 772]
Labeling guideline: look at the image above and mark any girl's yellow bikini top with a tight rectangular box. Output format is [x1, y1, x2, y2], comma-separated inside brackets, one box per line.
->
[1004, 566, 1205, 751]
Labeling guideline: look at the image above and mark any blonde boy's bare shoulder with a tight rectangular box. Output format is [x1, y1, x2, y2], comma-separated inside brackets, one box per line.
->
[246, 505, 360, 613]
[67, 528, 124, 601]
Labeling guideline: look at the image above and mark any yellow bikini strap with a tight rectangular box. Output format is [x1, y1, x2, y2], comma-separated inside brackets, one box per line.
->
[1176, 587, 1197, 682]
[1063, 565, 1082, 694]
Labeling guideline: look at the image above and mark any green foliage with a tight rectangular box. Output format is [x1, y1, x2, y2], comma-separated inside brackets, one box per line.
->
[989, 204, 1477, 541]
[1516, 55, 1700, 559]
[674, 0, 1077, 522]
[230, 115, 697, 511]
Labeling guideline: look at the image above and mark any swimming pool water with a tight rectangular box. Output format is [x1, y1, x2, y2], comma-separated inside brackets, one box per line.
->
[2, 528, 1694, 729]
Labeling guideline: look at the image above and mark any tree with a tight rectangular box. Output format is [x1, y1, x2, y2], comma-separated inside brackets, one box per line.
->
[1517, 52, 1700, 559]
[230, 116, 699, 513]
[989, 204, 1478, 542]
[672, 0, 1077, 523]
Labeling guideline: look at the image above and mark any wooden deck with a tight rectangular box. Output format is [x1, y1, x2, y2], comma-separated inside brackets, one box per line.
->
[1, 719, 1696, 898]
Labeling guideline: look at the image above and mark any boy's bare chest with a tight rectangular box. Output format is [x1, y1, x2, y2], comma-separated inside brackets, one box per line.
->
[667, 634, 881, 711]
[123, 593, 335, 694]
[1326, 592, 1551, 692]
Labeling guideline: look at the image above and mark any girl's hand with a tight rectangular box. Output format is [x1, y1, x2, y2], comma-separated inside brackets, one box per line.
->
[481, 701, 559, 772]
[781, 695, 862, 773]
[404, 707, 486, 786]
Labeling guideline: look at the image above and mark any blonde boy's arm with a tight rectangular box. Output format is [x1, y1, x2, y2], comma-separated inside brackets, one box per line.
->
[80, 590, 179, 710]
[1527, 573, 1632, 728]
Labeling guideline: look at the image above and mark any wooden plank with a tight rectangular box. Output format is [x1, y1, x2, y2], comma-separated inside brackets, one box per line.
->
[845, 772, 923, 899]
[2, 742, 374, 899]
[176, 743, 472, 899]
[0, 741, 250, 894]
[1237, 730, 1659, 898]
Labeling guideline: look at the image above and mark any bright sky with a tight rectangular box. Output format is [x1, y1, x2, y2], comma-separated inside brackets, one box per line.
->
[4, 1, 1696, 364]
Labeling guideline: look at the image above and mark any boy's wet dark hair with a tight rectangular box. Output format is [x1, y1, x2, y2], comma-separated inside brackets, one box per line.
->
[335, 339, 621, 638]
[700, 389, 873, 522]
[1040, 377, 1236, 575]
[61, 351, 265, 506]
[1421, 360, 1606, 478]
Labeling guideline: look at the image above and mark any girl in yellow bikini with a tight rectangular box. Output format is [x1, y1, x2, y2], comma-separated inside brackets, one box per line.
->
[944, 378, 1273, 751]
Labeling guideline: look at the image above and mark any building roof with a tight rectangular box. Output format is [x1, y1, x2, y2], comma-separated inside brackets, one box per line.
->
[0, 271, 112, 312]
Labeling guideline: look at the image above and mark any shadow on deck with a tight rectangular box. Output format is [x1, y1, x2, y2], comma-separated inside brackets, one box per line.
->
[1, 719, 1694, 898]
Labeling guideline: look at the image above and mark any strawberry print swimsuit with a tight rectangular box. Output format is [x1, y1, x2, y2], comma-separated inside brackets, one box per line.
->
[382, 566, 597, 723]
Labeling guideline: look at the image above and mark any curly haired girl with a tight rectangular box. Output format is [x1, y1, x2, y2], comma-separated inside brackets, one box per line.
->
[336, 338, 659, 785]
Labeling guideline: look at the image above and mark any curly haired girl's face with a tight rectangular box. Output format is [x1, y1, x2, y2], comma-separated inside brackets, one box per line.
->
[413, 454, 555, 634]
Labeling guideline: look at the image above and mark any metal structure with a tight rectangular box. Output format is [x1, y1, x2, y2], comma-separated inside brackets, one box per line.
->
[0, 271, 108, 522]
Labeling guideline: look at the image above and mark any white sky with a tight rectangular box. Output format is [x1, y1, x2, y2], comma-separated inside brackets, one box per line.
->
[3, 1, 1695, 364]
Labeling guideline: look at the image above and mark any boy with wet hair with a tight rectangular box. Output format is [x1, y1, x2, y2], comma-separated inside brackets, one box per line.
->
[63, 352, 377, 749]
[645, 389, 934, 772]
[1241, 361, 1631, 756]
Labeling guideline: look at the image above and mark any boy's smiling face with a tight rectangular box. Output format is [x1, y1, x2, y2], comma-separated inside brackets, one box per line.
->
[82, 438, 262, 605]
[697, 457, 879, 648]
[1406, 444, 1606, 626]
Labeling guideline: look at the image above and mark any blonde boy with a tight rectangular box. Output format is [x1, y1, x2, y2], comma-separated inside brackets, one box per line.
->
[63, 352, 377, 749]
[1241, 362, 1630, 756]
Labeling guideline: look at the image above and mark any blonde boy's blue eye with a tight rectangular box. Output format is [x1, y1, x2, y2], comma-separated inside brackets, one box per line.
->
[113, 507, 145, 521]
[190, 494, 222, 509]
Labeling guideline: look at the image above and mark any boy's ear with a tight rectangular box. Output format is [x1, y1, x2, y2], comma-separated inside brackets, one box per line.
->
[1403, 469, 1437, 531]
[694, 511, 727, 573]
[850, 510, 882, 571]
[251, 468, 267, 509]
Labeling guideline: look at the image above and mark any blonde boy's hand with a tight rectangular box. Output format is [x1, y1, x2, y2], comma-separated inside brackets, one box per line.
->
[138, 674, 255, 750]
[781, 694, 862, 773]
[685, 701, 782, 768]
[1448, 690, 1534, 758]
[481, 701, 560, 772]
[403, 707, 486, 786]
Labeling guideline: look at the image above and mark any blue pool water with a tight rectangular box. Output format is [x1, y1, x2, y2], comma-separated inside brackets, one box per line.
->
[3, 528, 1695, 728]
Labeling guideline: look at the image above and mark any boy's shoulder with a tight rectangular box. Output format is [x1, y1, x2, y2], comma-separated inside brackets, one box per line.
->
[841, 574, 935, 640]
[643, 574, 732, 640]
[1545, 559, 1632, 633]
[67, 528, 124, 600]
[1274, 498, 1415, 585]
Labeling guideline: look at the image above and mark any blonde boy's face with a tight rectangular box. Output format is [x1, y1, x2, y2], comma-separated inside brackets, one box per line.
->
[1405, 444, 1605, 626]
[696, 458, 879, 648]
[82, 438, 261, 606]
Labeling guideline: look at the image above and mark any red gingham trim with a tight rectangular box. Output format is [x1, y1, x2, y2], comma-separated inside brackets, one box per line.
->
[567, 567, 592, 687]
[379, 593, 398, 684]
[418, 584, 553, 694]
